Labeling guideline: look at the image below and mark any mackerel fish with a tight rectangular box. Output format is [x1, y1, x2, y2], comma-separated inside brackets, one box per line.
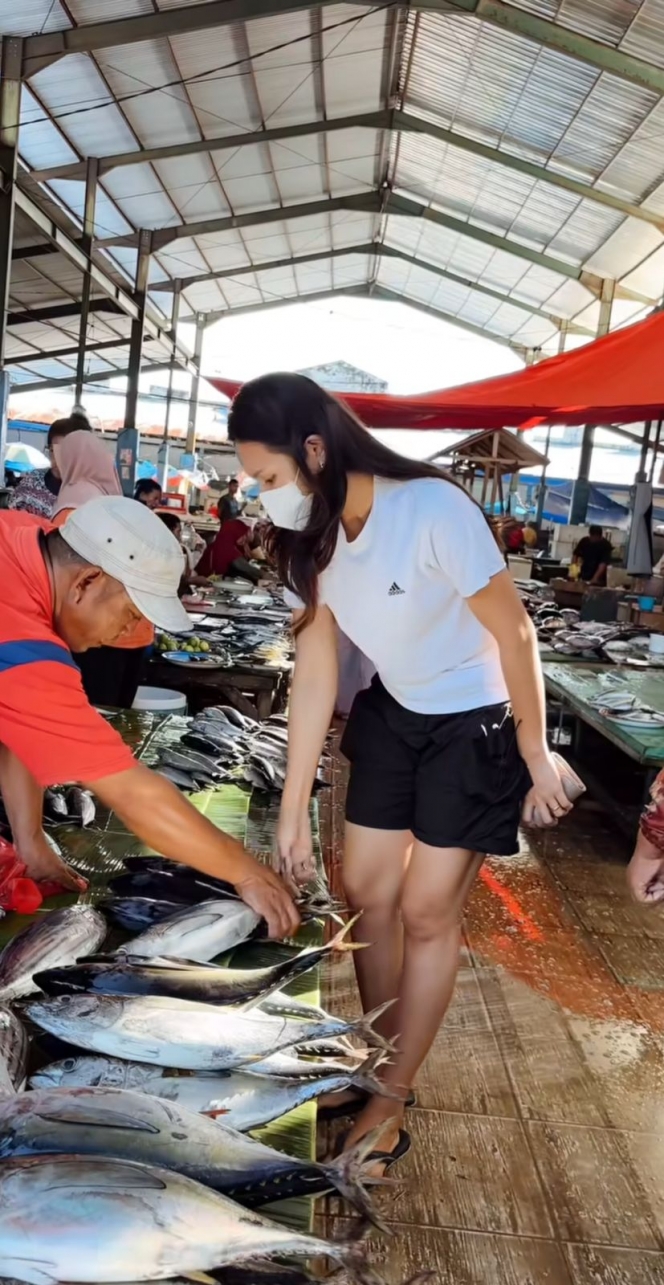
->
[0, 905, 107, 1001]
[0, 1154, 405, 1284]
[0, 1006, 28, 1094]
[26, 993, 395, 1071]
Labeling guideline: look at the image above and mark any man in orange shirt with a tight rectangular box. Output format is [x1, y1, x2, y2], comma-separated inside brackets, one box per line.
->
[0, 497, 299, 938]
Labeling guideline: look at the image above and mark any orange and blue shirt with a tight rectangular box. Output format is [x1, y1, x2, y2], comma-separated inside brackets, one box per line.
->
[0, 511, 136, 787]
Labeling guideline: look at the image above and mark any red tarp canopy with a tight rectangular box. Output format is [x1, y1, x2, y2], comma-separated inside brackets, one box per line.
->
[209, 309, 664, 431]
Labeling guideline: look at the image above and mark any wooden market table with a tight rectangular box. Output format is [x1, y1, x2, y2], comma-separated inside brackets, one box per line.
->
[542, 662, 664, 834]
[148, 655, 290, 720]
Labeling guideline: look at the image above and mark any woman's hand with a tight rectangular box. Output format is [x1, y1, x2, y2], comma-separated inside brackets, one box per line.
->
[521, 751, 573, 827]
[627, 832, 664, 904]
[276, 805, 316, 894]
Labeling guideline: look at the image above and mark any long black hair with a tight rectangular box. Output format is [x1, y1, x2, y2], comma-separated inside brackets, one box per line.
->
[228, 372, 496, 624]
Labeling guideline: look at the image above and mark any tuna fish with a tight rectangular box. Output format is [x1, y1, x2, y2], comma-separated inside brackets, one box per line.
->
[0, 1086, 386, 1217]
[114, 900, 262, 963]
[0, 1006, 28, 1094]
[35, 917, 363, 1008]
[0, 1154, 399, 1284]
[28, 1053, 391, 1133]
[99, 898, 185, 935]
[65, 788, 96, 828]
[26, 993, 395, 1071]
[108, 867, 238, 905]
[29, 1050, 370, 1092]
[0, 905, 107, 1001]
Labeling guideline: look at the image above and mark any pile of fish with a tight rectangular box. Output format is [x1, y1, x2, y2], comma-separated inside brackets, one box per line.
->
[155, 705, 329, 794]
[0, 861, 422, 1285]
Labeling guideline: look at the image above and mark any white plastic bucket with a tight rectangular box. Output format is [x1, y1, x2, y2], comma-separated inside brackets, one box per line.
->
[132, 685, 187, 714]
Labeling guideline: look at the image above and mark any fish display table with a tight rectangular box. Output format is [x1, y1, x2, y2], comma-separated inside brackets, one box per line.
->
[0, 709, 323, 1235]
[148, 655, 289, 720]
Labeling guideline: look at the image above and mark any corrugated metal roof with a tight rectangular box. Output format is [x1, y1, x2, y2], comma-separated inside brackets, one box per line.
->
[6, 0, 664, 378]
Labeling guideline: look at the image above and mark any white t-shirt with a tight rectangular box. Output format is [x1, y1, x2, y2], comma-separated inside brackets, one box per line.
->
[287, 477, 509, 715]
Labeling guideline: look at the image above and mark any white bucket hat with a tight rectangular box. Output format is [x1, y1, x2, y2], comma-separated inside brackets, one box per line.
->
[60, 495, 190, 634]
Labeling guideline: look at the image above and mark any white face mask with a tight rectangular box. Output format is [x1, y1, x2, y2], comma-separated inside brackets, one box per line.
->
[260, 474, 312, 531]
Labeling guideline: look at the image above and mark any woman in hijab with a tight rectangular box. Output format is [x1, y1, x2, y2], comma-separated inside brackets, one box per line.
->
[52, 432, 156, 709]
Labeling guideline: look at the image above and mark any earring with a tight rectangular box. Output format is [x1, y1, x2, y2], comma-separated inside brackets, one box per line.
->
[319, 456, 325, 471]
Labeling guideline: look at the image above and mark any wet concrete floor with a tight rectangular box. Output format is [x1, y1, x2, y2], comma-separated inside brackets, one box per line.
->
[316, 744, 664, 1283]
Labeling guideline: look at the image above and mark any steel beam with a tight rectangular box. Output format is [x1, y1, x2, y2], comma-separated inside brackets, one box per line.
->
[10, 362, 171, 396]
[31, 108, 664, 236]
[0, 38, 22, 370]
[186, 314, 205, 456]
[101, 191, 610, 296]
[13, 186, 198, 376]
[9, 336, 136, 366]
[570, 282, 614, 525]
[75, 157, 99, 403]
[22, 0, 664, 99]
[118, 228, 151, 496]
[203, 283, 527, 354]
[151, 240, 594, 335]
[7, 298, 122, 327]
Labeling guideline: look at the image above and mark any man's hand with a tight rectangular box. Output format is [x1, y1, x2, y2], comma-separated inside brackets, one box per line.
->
[627, 832, 664, 904]
[18, 831, 88, 893]
[235, 863, 301, 940]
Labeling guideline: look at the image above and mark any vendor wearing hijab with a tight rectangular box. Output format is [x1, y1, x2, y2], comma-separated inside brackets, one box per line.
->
[9, 411, 91, 518]
[51, 432, 152, 709]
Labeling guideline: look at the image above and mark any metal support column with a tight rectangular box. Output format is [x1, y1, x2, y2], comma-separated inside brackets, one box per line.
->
[509, 348, 536, 499]
[159, 282, 181, 491]
[185, 313, 204, 461]
[569, 282, 615, 526]
[74, 156, 99, 404]
[0, 37, 22, 378]
[117, 227, 151, 496]
[535, 324, 568, 527]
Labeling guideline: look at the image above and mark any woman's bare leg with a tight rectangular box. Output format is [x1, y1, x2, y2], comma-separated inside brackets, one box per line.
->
[343, 822, 412, 1041]
[344, 840, 484, 1156]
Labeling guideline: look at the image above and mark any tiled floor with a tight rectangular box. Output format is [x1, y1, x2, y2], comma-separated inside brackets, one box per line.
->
[316, 746, 664, 1283]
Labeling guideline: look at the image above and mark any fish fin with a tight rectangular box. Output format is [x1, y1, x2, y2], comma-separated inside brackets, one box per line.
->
[200, 1106, 229, 1119]
[325, 912, 369, 955]
[350, 1051, 402, 1100]
[322, 1121, 398, 1234]
[349, 1000, 398, 1054]
[183, 1273, 218, 1284]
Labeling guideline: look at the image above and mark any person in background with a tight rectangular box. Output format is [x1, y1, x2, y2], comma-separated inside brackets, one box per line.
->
[522, 521, 539, 549]
[52, 432, 148, 710]
[134, 479, 162, 510]
[198, 516, 265, 585]
[9, 411, 91, 518]
[158, 512, 211, 593]
[218, 477, 243, 523]
[573, 525, 612, 585]
[628, 772, 664, 904]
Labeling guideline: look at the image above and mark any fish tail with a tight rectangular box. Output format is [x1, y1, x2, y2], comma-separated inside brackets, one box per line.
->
[323, 1122, 398, 1233]
[349, 1000, 398, 1053]
[349, 1050, 402, 1101]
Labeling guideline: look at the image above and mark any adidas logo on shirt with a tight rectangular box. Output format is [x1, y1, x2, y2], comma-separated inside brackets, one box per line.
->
[388, 582, 405, 596]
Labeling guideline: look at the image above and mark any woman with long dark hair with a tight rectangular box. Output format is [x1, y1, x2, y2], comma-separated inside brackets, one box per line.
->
[228, 372, 572, 1171]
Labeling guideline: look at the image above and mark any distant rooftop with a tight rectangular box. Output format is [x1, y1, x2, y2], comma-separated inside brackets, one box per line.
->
[297, 361, 387, 395]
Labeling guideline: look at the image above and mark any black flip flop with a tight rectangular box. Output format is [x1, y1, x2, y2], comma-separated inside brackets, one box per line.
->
[365, 1127, 411, 1172]
[318, 1089, 416, 1122]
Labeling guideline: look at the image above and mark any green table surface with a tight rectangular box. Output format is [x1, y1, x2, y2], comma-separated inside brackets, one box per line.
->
[542, 663, 664, 766]
[1, 710, 322, 1233]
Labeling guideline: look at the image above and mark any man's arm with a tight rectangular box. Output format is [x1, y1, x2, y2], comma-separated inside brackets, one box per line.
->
[89, 764, 300, 938]
[0, 746, 85, 891]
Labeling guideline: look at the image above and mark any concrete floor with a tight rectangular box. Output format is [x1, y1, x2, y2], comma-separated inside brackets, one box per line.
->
[316, 748, 664, 1284]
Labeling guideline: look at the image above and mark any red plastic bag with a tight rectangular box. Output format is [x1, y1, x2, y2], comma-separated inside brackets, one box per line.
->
[0, 836, 43, 914]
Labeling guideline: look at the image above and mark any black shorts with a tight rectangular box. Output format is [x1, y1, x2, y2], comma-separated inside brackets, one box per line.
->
[340, 678, 530, 854]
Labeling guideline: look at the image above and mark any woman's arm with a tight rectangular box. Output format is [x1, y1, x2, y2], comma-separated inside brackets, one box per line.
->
[278, 604, 338, 889]
[467, 569, 571, 826]
[627, 770, 664, 904]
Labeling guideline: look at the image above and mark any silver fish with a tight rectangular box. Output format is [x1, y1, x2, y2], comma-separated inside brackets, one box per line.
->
[26, 993, 394, 1070]
[0, 905, 107, 1001]
[0, 1086, 384, 1218]
[29, 1051, 366, 1091]
[38, 918, 362, 1008]
[65, 788, 96, 828]
[0, 1154, 390, 1284]
[43, 788, 69, 823]
[0, 1006, 28, 1094]
[116, 899, 261, 963]
[156, 767, 197, 790]
[29, 1054, 390, 1133]
[243, 1050, 368, 1079]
